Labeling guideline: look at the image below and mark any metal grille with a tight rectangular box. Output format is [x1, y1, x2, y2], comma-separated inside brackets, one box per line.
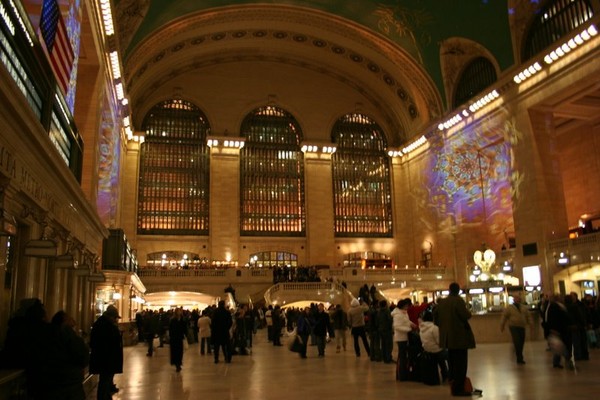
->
[137, 99, 210, 235]
[523, 0, 594, 61]
[453, 57, 497, 108]
[331, 113, 393, 237]
[240, 106, 305, 236]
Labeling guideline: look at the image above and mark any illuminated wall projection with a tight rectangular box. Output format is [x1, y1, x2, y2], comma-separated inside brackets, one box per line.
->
[428, 116, 517, 247]
[97, 89, 120, 227]
[64, 0, 81, 113]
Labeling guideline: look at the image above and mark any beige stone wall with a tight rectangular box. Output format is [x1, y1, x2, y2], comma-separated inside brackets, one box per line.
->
[210, 147, 241, 262]
[304, 153, 335, 267]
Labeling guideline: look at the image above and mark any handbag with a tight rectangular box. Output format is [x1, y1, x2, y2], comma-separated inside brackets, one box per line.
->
[288, 334, 304, 353]
[548, 332, 565, 356]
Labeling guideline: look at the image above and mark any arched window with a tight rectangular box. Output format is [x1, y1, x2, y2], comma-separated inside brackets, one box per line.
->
[332, 113, 393, 237]
[453, 57, 497, 108]
[138, 99, 210, 235]
[240, 106, 305, 236]
[522, 0, 594, 61]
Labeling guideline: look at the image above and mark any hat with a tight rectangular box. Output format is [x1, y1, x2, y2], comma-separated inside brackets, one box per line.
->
[104, 305, 121, 319]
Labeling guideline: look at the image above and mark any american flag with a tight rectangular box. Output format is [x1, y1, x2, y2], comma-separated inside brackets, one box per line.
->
[40, 0, 74, 95]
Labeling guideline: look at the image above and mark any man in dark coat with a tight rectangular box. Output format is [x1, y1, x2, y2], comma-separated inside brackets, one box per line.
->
[90, 305, 124, 400]
[313, 303, 332, 357]
[434, 283, 476, 397]
[169, 308, 187, 372]
[211, 300, 233, 363]
[272, 305, 284, 346]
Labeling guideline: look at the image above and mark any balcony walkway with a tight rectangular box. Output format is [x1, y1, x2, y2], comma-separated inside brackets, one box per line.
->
[86, 333, 600, 399]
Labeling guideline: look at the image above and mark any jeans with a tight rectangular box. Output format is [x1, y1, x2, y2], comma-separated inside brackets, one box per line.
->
[351, 326, 370, 357]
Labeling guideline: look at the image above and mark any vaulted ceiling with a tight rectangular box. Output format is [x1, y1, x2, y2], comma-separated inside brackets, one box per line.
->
[112, 1, 515, 144]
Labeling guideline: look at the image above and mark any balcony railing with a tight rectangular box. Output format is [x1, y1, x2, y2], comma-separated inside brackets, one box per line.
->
[547, 231, 600, 267]
[136, 266, 449, 283]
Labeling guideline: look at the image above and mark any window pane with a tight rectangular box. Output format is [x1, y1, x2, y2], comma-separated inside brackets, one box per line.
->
[522, 0, 594, 61]
[240, 106, 306, 236]
[332, 113, 393, 237]
[138, 99, 210, 235]
[453, 57, 497, 107]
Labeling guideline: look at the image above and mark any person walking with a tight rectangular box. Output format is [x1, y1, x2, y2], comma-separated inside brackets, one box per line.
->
[198, 309, 212, 355]
[295, 307, 312, 359]
[500, 294, 531, 364]
[272, 305, 284, 346]
[211, 300, 233, 363]
[434, 283, 476, 397]
[545, 294, 572, 369]
[331, 304, 348, 353]
[347, 298, 370, 358]
[313, 303, 332, 357]
[89, 305, 124, 400]
[143, 310, 159, 357]
[169, 308, 187, 372]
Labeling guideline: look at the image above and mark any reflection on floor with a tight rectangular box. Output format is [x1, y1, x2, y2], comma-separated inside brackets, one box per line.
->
[87, 333, 600, 399]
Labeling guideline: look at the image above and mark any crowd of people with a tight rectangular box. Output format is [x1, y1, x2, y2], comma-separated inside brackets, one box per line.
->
[0, 299, 121, 400]
[538, 291, 598, 369]
[3, 284, 600, 399]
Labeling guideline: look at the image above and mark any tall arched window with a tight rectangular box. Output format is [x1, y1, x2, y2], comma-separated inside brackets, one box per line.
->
[453, 57, 497, 108]
[522, 0, 594, 61]
[240, 106, 305, 236]
[138, 99, 210, 235]
[332, 113, 393, 237]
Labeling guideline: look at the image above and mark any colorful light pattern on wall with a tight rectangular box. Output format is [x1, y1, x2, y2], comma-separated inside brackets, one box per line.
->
[428, 116, 516, 246]
[97, 88, 120, 227]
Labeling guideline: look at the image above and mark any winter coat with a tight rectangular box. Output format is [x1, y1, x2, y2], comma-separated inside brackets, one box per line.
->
[211, 305, 233, 342]
[434, 295, 476, 350]
[198, 316, 212, 338]
[419, 321, 442, 353]
[500, 303, 531, 330]
[89, 315, 123, 375]
[347, 299, 368, 328]
[391, 308, 413, 342]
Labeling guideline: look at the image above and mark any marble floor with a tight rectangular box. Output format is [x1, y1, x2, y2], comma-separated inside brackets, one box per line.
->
[87, 333, 600, 400]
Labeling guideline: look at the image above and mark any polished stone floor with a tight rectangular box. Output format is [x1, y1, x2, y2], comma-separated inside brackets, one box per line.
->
[87, 332, 600, 400]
